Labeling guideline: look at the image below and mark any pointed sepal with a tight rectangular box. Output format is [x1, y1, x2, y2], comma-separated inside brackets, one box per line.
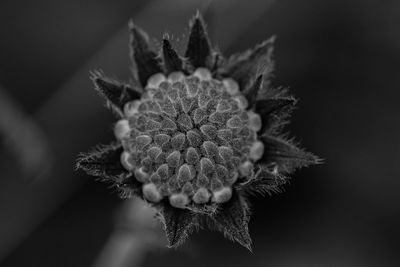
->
[209, 191, 252, 251]
[185, 12, 212, 69]
[255, 97, 296, 116]
[162, 37, 183, 73]
[223, 37, 275, 91]
[238, 165, 287, 196]
[260, 135, 322, 173]
[255, 96, 296, 132]
[158, 204, 198, 248]
[76, 143, 128, 180]
[91, 71, 141, 115]
[245, 75, 263, 107]
[129, 21, 162, 87]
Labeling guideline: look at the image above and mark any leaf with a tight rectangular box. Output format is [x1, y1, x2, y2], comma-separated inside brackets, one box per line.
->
[255, 96, 296, 132]
[76, 143, 128, 180]
[244, 75, 263, 107]
[91, 71, 141, 115]
[223, 37, 275, 91]
[162, 38, 183, 73]
[255, 97, 296, 116]
[209, 191, 252, 251]
[129, 21, 162, 87]
[158, 204, 198, 248]
[185, 12, 212, 69]
[238, 165, 288, 196]
[259, 134, 322, 173]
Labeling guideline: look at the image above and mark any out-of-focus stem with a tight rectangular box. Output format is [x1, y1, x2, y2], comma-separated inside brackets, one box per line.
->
[92, 199, 165, 267]
[0, 86, 52, 181]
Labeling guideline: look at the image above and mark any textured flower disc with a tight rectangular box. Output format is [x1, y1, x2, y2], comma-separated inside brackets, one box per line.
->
[117, 69, 263, 208]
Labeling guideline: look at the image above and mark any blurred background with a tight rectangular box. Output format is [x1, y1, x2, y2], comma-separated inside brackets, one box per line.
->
[0, 0, 399, 266]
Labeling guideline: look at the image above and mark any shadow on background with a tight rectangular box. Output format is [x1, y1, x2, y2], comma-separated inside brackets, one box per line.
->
[0, 0, 399, 266]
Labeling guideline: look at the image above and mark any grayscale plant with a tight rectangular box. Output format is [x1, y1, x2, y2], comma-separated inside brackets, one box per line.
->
[76, 12, 320, 251]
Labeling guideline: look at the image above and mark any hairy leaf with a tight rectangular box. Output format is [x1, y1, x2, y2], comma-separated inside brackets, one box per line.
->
[91, 71, 141, 115]
[238, 165, 287, 196]
[256, 96, 296, 132]
[129, 22, 162, 86]
[244, 75, 263, 107]
[76, 143, 128, 180]
[162, 38, 183, 73]
[209, 192, 252, 251]
[260, 135, 321, 172]
[158, 204, 198, 248]
[223, 37, 275, 90]
[185, 12, 211, 69]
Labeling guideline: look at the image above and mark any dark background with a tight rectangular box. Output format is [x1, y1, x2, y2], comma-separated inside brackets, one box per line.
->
[1, 0, 399, 266]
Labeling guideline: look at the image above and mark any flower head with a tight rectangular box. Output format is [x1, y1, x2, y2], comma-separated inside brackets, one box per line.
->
[77, 12, 320, 250]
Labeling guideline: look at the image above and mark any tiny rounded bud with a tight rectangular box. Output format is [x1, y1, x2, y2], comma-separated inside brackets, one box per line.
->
[114, 119, 130, 140]
[168, 71, 185, 82]
[200, 124, 217, 139]
[196, 173, 209, 187]
[202, 141, 218, 159]
[124, 100, 141, 117]
[239, 161, 253, 177]
[210, 177, 223, 191]
[171, 133, 186, 151]
[212, 186, 232, 203]
[150, 172, 161, 184]
[147, 146, 162, 161]
[142, 183, 162, 203]
[182, 182, 194, 195]
[215, 164, 229, 180]
[186, 147, 200, 165]
[248, 111, 262, 132]
[223, 78, 239, 95]
[154, 133, 171, 147]
[134, 167, 149, 182]
[146, 73, 166, 88]
[249, 141, 264, 161]
[177, 164, 192, 183]
[186, 129, 202, 147]
[200, 157, 215, 175]
[218, 146, 233, 162]
[193, 108, 207, 124]
[169, 193, 190, 209]
[153, 89, 166, 101]
[120, 151, 134, 170]
[193, 188, 211, 204]
[216, 100, 230, 112]
[234, 95, 248, 109]
[156, 164, 169, 180]
[135, 135, 152, 150]
[193, 67, 212, 81]
[166, 151, 181, 167]
[226, 115, 243, 129]
[226, 171, 239, 184]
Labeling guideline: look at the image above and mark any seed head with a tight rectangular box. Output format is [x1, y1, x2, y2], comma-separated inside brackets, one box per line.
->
[76, 12, 321, 250]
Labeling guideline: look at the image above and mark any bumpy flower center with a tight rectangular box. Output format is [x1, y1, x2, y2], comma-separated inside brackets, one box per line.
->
[115, 68, 264, 208]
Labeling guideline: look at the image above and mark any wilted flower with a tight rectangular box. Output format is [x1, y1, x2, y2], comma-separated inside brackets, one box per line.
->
[77, 12, 320, 250]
